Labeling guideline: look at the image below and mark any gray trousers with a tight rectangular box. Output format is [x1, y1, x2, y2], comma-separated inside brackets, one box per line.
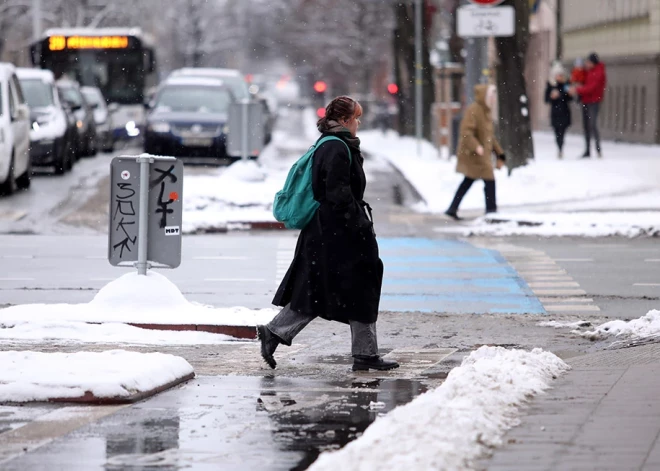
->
[266, 304, 379, 358]
[582, 103, 601, 153]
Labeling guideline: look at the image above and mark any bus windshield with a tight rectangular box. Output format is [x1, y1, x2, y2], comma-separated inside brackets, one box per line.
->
[19, 79, 54, 108]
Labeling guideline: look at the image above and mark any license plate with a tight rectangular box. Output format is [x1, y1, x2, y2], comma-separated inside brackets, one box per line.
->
[182, 137, 212, 147]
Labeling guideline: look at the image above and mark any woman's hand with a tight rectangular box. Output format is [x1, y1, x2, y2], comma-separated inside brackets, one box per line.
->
[550, 90, 560, 99]
[476, 145, 484, 156]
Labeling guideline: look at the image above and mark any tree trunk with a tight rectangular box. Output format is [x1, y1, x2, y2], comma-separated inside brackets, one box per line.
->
[495, 0, 534, 173]
[393, 2, 434, 138]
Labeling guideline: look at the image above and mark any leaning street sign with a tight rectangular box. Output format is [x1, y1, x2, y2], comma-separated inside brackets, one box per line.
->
[109, 156, 184, 269]
[457, 5, 515, 38]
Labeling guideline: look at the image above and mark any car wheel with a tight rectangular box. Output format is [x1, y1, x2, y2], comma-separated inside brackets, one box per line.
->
[16, 155, 32, 190]
[0, 153, 18, 195]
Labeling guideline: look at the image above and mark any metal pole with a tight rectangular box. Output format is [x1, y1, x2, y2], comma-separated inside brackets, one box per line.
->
[241, 100, 249, 160]
[136, 157, 151, 275]
[32, 0, 42, 42]
[415, 0, 423, 156]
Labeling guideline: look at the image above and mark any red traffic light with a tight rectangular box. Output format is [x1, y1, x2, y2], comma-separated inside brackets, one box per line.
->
[316, 107, 326, 118]
[313, 81, 327, 93]
[387, 83, 399, 94]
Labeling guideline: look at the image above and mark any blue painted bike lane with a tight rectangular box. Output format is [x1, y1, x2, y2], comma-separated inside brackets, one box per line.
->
[379, 238, 546, 315]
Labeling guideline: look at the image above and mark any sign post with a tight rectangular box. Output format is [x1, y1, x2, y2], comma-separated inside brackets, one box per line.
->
[109, 155, 184, 272]
[227, 101, 265, 160]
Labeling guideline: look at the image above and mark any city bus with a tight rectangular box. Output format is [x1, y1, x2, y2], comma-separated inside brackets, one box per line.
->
[29, 28, 157, 140]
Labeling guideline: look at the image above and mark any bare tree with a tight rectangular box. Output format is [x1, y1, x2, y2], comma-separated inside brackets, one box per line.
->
[494, 0, 534, 172]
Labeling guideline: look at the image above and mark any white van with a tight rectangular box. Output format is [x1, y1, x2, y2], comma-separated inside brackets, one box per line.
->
[0, 63, 31, 194]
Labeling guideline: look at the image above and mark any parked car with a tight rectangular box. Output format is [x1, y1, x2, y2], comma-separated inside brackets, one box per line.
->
[81, 86, 116, 153]
[144, 77, 234, 161]
[17, 68, 75, 174]
[56, 79, 97, 157]
[169, 67, 275, 147]
[0, 63, 31, 194]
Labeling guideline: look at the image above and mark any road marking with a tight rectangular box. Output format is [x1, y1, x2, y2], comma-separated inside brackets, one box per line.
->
[193, 256, 250, 260]
[528, 282, 580, 288]
[518, 270, 567, 276]
[0, 255, 33, 259]
[644, 259, 660, 262]
[539, 297, 594, 303]
[0, 277, 35, 281]
[633, 283, 660, 287]
[526, 275, 573, 281]
[532, 289, 587, 296]
[553, 258, 593, 262]
[205, 278, 266, 282]
[545, 305, 601, 312]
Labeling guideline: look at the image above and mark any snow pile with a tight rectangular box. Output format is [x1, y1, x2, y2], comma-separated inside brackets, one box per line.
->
[0, 272, 276, 344]
[309, 346, 569, 471]
[182, 161, 284, 233]
[0, 350, 193, 402]
[445, 211, 660, 238]
[360, 130, 660, 216]
[581, 310, 660, 341]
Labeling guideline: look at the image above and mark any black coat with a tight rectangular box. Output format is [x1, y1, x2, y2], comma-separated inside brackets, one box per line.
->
[545, 82, 572, 129]
[272, 132, 383, 324]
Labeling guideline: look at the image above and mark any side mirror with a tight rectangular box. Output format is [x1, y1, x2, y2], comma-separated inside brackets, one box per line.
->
[70, 103, 82, 111]
[108, 103, 120, 113]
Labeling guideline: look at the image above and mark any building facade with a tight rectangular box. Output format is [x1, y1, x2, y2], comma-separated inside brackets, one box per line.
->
[562, 0, 660, 144]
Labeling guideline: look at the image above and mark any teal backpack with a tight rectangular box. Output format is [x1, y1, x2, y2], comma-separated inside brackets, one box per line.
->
[273, 136, 351, 229]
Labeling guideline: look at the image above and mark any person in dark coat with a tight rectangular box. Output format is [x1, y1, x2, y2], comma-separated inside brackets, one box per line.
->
[257, 96, 399, 372]
[545, 65, 572, 159]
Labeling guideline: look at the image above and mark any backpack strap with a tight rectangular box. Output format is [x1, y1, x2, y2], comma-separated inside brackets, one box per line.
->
[314, 135, 352, 163]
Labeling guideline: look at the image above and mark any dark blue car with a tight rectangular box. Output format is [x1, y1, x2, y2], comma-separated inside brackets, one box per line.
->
[144, 77, 235, 162]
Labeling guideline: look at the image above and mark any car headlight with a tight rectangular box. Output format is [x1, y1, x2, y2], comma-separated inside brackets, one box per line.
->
[149, 122, 170, 133]
[32, 122, 40, 131]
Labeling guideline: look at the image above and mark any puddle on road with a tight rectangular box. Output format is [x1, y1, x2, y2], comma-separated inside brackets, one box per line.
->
[2, 376, 430, 471]
[260, 376, 428, 470]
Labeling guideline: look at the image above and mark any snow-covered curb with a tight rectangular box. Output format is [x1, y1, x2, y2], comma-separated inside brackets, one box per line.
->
[0, 350, 193, 403]
[0, 272, 275, 344]
[438, 212, 660, 238]
[309, 346, 569, 470]
[0, 271, 276, 327]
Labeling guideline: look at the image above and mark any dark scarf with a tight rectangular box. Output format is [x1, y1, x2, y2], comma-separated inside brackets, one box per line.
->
[318, 119, 361, 152]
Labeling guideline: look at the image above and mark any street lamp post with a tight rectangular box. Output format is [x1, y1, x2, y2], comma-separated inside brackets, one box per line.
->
[32, 0, 42, 41]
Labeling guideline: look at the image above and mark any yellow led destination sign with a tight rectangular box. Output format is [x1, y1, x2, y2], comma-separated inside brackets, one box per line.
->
[48, 35, 129, 51]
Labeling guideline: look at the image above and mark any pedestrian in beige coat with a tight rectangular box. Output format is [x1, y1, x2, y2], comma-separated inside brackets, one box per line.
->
[446, 84, 506, 220]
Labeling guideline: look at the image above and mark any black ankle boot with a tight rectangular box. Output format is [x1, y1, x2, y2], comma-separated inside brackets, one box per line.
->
[352, 356, 400, 371]
[257, 325, 279, 369]
[445, 210, 462, 221]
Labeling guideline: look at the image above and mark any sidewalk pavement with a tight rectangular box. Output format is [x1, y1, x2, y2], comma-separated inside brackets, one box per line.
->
[480, 342, 660, 471]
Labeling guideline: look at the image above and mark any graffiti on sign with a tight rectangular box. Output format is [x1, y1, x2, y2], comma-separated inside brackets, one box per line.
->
[151, 165, 179, 228]
[112, 182, 137, 257]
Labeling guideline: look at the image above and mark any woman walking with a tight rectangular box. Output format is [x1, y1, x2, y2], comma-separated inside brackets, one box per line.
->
[545, 65, 572, 159]
[445, 84, 505, 220]
[257, 96, 399, 372]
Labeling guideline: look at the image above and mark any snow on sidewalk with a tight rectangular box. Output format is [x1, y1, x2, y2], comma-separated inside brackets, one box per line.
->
[309, 346, 569, 471]
[0, 272, 276, 344]
[0, 350, 193, 403]
[361, 130, 660, 237]
[442, 211, 660, 238]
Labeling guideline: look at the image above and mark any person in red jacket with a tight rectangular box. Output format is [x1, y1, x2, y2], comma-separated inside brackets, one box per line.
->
[570, 53, 607, 158]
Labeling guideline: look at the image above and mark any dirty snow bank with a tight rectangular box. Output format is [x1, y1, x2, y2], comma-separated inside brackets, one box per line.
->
[0, 272, 276, 344]
[0, 350, 193, 402]
[309, 346, 569, 471]
[581, 310, 660, 341]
